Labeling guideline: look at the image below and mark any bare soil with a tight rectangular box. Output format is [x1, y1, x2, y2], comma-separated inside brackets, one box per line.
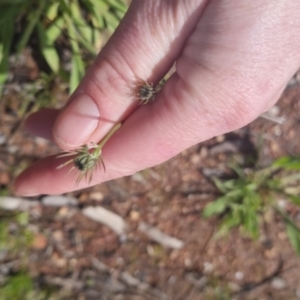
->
[1, 50, 300, 299]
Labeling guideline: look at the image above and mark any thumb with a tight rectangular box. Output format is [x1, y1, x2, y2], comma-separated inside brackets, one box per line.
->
[52, 0, 206, 150]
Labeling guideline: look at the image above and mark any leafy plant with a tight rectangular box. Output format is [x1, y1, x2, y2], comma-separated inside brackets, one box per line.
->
[0, 211, 33, 253]
[0, 0, 128, 94]
[0, 211, 60, 299]
[203, 156, 300, 256]
[0, 272, 56, 300]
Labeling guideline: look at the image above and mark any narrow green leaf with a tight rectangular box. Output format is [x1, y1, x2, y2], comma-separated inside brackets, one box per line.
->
[273, 156, 300, 170]
[0, 9, 15, 94]
[243, 208, 259, 239]
[46, 1, 60, 21]
[288, 195, 300, 206]
[217, 212, 241, 237]
[285, 221, 300, 256]
[46, 17, 65, 43]
[17, 1, 47, 53]
[103, 9, 121, 30]
[37, 22, 60, 73]
[203, 197, 230, 218]
[107, 0, 128, 13]
[64, 9, 85, 93]
[212, 176, 230, 193]
[70, 54, 84, 93]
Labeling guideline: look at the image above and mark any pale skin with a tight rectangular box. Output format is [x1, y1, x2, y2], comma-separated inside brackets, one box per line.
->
[15, 0, 300, 195]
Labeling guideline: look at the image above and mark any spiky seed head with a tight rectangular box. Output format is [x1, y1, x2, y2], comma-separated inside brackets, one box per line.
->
[56, 144, 104, 185]
[134, 81, 156, 105]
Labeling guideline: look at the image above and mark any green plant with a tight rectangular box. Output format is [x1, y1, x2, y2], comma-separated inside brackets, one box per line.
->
[0, 0, 128, 94]
[0, 272, 57, 300]
[0, 211, 60, 300]
[203, 156, 300, 256]
[0, 211, 33, 253]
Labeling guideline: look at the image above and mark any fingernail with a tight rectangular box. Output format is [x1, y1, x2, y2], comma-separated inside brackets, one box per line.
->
[53, 93, 100, 148]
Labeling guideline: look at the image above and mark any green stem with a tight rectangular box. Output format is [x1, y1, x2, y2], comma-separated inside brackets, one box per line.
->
[94, 123, 122, 156]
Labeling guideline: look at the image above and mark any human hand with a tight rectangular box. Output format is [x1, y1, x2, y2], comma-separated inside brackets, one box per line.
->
[15, 0, 300, 195]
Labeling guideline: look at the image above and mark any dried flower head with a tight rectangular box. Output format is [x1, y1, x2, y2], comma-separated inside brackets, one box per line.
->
[56, 123, 122, 185]
[57, 143, 104, 185]
[133, 81, 156, 105]
[132, 79, 166, 105]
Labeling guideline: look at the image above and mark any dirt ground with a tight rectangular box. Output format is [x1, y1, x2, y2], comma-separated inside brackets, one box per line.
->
[1, 50, 300, 299]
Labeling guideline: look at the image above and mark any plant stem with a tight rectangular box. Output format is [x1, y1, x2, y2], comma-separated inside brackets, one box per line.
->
[94, 123, 122, 156]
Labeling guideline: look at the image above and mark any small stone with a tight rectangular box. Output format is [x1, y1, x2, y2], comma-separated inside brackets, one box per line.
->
[52, 230, 64, 242]
[42, 195, 78, 207]
[7, 145, 18, 154]
[210, 141, 238, 155]
[131, 173, 147, 185]
[51, 252, 67, 268]
[235, 271, 244, 281]
[0, 197, 38, 211]
[32, 233, 47, 250]
[215, 135, 225, 143]
[89, 192, 104, 202]
[267, 105, 280, 116]
[0, 134, 6, 145]
[138, 222, 184, 249]
[277, 199, 287, 210]
[184, 258, 192, 268]
[82, 206, 127, 236]
[191, 154, 201, 165]
[228, 282, 241, 292]
[57, 206, 70, 217]
[264, 248, 277, 259]
[200, 147, 208, 158]
[130, 210, 140, 221]
[271, 277, 286, 290]
[203, 262, 214, 274]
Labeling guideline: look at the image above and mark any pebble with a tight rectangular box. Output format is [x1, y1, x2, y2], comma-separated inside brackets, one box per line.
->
[89, 192, 104, 202]
[235, 271, 244, 281]
[130, 210, 140, 221]
[215, 135, 225, 143]
[271, 277, 286, 290]
[138, 222, 184, 249]
[210, 141, 238, 155]
[203, 262, 214, 274]
[82, 206, 127, 236]
[191, 154, 201, 165]
[51, 252, 67, 268]
[0, 197, 38, 211]
[52, 230, 64, 242]
[268, 105, 280, 116]
[32, 233, 47, 250]
[228, 282, 241, 292]
[0, 134, 6, 145]
[41, 195, 78, 207]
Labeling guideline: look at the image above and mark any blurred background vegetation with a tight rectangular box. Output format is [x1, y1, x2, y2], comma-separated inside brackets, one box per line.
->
[0, 0, 129, 298]
[0, 0, 128, 111]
